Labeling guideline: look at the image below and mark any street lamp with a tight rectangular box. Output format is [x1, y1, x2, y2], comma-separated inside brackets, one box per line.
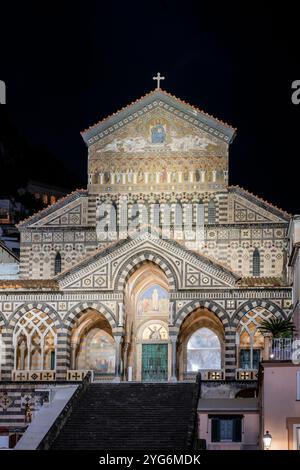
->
[263, 430, 272, 450]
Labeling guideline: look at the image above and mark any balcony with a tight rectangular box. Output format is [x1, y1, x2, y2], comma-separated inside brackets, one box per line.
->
[269, 337, 299, 361]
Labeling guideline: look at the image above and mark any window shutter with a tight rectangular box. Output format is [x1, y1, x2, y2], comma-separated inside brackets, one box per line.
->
[211, 418, 220, 442]
[232, 418, 242, 442]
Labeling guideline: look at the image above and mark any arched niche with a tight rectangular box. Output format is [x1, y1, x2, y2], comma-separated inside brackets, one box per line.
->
[124, 261, 171, 381]
[13, 308, 57, 371]
[177, 307, 225, 380]
[70, 308, 115, 376]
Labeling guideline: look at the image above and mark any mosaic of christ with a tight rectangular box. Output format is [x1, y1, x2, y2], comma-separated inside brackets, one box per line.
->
[137, 285, 169, 316]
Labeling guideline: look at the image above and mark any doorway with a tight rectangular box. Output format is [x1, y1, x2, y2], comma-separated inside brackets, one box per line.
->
[142, 343, 168, 381]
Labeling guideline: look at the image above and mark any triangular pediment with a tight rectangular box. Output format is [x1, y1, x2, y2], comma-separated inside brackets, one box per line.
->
[56, 233, 240, 291]
[18, 190, 88, 228]
[81, 89, 236, 148]
[229, 187, 290, 223]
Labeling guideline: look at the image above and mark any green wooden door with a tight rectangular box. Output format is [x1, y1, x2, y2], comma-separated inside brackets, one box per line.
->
[142, 344, 168, 381]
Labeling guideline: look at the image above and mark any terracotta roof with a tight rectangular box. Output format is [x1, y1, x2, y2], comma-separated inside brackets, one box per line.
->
[0, 279, 59, 290]
[237, 277, 284, 287]
[229, 185, 292, 219]
[81, 88, 236, 136]
[17, 189, 87, 228]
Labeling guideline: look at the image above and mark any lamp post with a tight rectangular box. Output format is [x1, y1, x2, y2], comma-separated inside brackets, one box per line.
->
[263, 430, 272, 450]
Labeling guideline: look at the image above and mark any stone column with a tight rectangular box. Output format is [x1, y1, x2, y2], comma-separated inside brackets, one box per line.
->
[178, 171, 183, 183]
[114, 335, 122, 382]
[169, 301, 174, 326]
[122, 173, 126, 184]
[263, 334, 272, 360]
[99, 173, 104, 185]
[167, 172, 172, 183]
[224, 326, 237, 380]
[156, 172, 160, 184]
[200, 170, 205, 183]
[70, 341, 78, 369]
[170, 336, 178, 382]
[1, 327, 14, 381]
[123, 341, 130, 381]
[133, 173, 137, 184]
[144, 172, 149, 184]
[189, 171, 194, 183]
[118, 303, 124, 327]
[110, 173, 115, 185]
[212, 170, 217, 183]
[20, 343, 26, 370]
[56, 329, 71, 381]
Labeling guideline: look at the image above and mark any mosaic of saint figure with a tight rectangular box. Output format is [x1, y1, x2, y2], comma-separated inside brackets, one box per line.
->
[152, 288, 159, 311]
[137, 285, 169, 316]
[149, 325, 162, 340]
[151, 124, 166, 144]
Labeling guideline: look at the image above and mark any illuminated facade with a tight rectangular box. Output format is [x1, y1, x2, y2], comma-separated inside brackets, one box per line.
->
[0, 87, 294, 392]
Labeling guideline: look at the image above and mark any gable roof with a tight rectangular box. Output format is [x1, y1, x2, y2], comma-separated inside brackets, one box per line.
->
[81, 88, 237, 147]
[17, 189, 88, 229]
[229, 186, 291, 221]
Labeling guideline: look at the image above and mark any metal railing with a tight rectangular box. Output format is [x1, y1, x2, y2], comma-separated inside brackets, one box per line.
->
[269, 337, 298, 361]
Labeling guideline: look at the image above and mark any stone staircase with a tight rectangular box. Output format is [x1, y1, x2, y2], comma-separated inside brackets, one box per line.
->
[51, 382, 198, 450]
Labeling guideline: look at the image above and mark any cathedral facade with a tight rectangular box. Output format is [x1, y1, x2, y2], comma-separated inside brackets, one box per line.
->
[0, 87, 293, 386]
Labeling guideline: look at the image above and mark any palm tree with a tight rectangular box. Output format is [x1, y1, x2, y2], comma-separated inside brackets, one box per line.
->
[258, 318, 296, 338]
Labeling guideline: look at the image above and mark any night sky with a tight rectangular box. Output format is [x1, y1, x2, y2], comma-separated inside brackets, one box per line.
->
[1, 2, 300, 213]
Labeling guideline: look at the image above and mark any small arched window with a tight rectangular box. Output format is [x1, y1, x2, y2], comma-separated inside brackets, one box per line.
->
[252, 248, 260, 277]
[54, 252, 62, 275]
[208, 199, 216, 224]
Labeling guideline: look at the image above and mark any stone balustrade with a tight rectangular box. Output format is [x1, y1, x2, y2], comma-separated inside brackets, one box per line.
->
[183, 369, 225, 381]
[235, 369, 258, 380]
[12, 370, 56, 381]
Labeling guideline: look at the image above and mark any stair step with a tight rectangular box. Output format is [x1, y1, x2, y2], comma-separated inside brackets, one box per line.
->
[51, 383, 197, 450]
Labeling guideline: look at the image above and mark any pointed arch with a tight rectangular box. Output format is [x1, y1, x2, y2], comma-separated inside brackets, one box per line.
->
[175, 299, 230, 330]
[13, 308, 57, 370]
[114, 250, 178, 291]
[8, 302, 62, 330]
[231, 299, 286, 326]
[64, 301, 118, 332]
